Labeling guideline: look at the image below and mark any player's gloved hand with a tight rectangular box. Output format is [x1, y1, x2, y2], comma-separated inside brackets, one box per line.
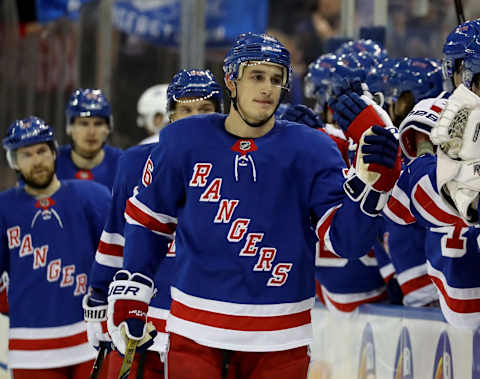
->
[107, 270, 157, 355]
[83, 288, 111, 351]
[343, 125, 401, 216]
[356, 125, 401, 192]
[330, 91, 392, 144]
[280, 104, 324, 129]
[0, 273, 8, 315]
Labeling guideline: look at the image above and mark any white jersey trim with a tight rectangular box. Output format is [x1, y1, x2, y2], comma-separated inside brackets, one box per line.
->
[166, 314, 313, 352]
[171, 287, 313, 316]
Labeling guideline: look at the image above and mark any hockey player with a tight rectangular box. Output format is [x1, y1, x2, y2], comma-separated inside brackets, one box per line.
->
[0, 116, 111, 378]
[107, 33, 401, 378]
[84, 68, 223, 378]
[384, 20, 480, 308]
[383, 28, 480, 328]
[56, 88, 123, 191]
[137, 84, 169, 145]
[300, 52, 398, 314]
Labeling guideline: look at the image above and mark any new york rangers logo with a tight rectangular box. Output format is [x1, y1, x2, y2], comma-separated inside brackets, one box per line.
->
[32, 198, 63, 228]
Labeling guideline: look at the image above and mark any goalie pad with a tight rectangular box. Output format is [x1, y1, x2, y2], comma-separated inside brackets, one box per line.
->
[107, 270, 157, 355]
[437, 148, 480, 223]
[431, 84, 480, 159]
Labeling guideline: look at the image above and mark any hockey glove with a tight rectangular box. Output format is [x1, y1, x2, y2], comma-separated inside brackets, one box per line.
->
[107, 270, 157, 355]
[83, 289, 111, 351]
[330, 91, 392, 144]
[280, 104, 324, 129]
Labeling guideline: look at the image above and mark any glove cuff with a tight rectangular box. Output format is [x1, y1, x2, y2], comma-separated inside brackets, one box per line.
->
[83, 293, 107, 321]
[343, 169, 390, 217]
[347, 105, 385, 144]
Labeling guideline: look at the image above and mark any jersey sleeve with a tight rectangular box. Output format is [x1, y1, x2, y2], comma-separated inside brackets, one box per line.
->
[123, 133, 184, 278]
[384, 217, 437, 306]
[310, 134, 381, 259]
[89, 154, 132, 298]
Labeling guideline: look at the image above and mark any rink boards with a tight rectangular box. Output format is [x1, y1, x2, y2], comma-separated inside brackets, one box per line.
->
[0, 305, 477, 378]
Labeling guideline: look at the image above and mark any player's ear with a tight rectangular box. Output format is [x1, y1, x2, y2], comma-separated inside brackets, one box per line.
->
[224, 74, 236, 97]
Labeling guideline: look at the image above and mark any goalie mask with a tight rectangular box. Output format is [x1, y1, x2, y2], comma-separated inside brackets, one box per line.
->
[433, 84, 480, 222]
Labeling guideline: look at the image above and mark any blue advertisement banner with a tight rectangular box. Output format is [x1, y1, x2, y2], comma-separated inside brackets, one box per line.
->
[112, 0, 268, 47]
[36, 0, 93, 23]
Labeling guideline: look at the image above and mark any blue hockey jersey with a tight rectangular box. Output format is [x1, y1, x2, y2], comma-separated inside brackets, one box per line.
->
[56, 144, 123, 191]
[122, 113, 382, 352]
[0, 180, 111, 368]
[384, 154, 480, 328]
[90, 143, 175, 353]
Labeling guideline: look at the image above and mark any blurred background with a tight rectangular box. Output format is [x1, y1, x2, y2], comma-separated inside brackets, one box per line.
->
[1, 0, 480, 190]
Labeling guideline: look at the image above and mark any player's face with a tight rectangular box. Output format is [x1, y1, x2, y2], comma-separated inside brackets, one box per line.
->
[70, 116, 109, 158]
[16, 143, 55, 188]
[235, 63, 284, 123]
[170, 99, 217, 122]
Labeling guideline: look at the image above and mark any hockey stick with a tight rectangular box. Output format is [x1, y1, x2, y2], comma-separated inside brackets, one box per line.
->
[118, 339, 139, 379]
[89, 342, 108, 379]
[454, 0, 465, 25]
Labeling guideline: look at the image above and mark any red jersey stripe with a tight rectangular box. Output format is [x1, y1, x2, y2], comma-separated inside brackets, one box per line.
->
[401, 275, 432, 295]
[9, 331, 88, 350]
[125, 199, 176, 235]
[386, 196, 416, 224]
[97, 240, 123, 257]
[430, 275, 480, 313]
[170, 300, 311, 331]
[414, 185, 466, 226]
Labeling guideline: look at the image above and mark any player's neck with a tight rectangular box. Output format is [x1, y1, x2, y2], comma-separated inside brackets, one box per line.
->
[225, 106, 275, 138]
[24, 175, 61, 199]
[71, 148, 105, 170]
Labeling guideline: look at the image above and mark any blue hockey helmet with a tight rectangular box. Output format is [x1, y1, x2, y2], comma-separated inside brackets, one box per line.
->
[385, 57, 443, 105]
[304, 53, 338, 110]
[3, 116, 56, 169]
[223, 33, 291, 89]
[167, 69, 224, 113]
[462, 32, 480, 88]
[366, 57, 399, 97]
[442, 19, 480, 82]
[328, 54, 372, 95]
[335, 39, 387, 63]
[65, 88, 113, 132]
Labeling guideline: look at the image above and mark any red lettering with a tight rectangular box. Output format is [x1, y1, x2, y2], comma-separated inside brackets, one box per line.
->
[47, 259, 61, 282]
[200, 178, 222, 202]
[7, 226, 20, 249]
[61, 265, 75, 287]
[227, 219, 250, 242]
[239, 233, 264, 256]
[253, 247, 276, 271]
[267, 263, 293, 286]
[74, 274, 87, 296]
[141, 158, 154, 187]
[167, 240, 176, 257]
[19, 234, 33, 257]
[189, 163, 212, 187]
[214, 200, 239, 223]
[33, 245, 48, 269]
